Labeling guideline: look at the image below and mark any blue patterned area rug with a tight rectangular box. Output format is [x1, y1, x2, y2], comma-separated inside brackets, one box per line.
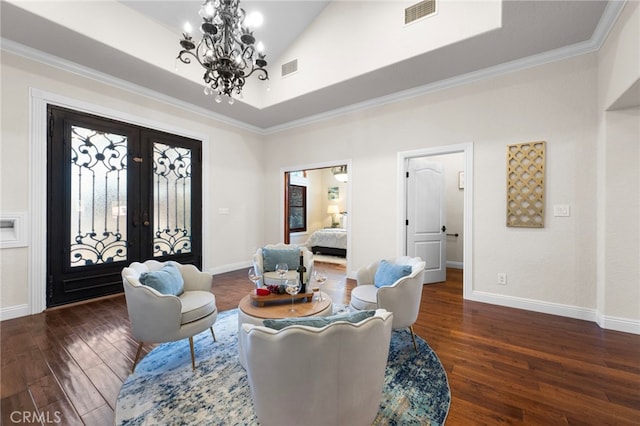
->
[116, 308, 450, 425]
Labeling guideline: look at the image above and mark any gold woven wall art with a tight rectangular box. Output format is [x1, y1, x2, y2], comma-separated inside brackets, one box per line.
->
[507, 141, 545, 228]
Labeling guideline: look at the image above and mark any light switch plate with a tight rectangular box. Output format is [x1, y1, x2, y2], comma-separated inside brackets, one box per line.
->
[553, 205, 570, 217]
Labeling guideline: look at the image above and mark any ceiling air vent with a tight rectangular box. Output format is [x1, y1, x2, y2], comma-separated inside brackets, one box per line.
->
[405, 0, 436, 24]
[281, 59, 298, 77]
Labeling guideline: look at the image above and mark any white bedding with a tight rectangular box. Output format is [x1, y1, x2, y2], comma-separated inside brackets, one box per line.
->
[305, 228, 348, 250]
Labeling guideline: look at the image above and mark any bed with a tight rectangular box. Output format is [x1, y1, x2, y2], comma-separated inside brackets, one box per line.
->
[305, 228, 348, 257]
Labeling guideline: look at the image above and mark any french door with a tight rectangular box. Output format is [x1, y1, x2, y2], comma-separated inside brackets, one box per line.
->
[47, 106, 202, 307]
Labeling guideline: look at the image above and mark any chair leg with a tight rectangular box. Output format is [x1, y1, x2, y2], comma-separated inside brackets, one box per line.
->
[189, 336, 196, 371]
[409, 325, 418, 353]
[210, 327, 217, 342]
[132, 342, 144, 373]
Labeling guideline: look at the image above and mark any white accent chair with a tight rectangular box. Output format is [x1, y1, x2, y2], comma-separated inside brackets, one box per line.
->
[121, 260, 218, 372]
[240, 309, 393, 426]
[252, 243, 314, 287]
[349, 256, 426, 351]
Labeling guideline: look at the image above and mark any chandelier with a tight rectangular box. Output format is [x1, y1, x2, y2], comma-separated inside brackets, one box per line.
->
[177, 0, 269, 104]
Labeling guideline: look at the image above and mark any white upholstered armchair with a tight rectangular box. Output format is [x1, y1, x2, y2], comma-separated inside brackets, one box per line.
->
[349, 256, 426, 351]
[122, 260, 218, 372]
[252, 243, 314, 287]
[240, 309, 393, 426]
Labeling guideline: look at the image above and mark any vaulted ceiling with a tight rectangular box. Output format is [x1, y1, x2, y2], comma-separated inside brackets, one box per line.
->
[1, 1, 616, 132]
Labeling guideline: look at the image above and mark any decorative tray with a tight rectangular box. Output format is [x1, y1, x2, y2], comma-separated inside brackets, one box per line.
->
[250, 292, 314, 307]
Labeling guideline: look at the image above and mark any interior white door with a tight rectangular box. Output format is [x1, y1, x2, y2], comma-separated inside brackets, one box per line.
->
[406, 158, 446, 283]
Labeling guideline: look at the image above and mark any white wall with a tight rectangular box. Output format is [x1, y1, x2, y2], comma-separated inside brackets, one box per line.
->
[263, 52, 600, 317]
[597, 1, 640, 330]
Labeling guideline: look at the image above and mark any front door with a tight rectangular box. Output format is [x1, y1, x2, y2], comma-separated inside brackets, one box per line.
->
[406, 158, 446, 283]
[47, 106, 202, 307]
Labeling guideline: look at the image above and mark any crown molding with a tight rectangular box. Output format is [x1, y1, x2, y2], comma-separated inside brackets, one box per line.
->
[264, 0, 627, 134]
[0, 38, 265, 134]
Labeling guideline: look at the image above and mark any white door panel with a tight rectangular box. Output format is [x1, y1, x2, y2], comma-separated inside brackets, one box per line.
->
[406, 159, 446, 283]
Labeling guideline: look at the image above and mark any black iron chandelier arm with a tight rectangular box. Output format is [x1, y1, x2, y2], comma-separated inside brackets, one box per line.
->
[177, 0, 269, 102]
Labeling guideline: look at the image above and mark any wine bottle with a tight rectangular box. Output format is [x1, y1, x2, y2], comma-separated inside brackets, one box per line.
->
[298, 251, 307, 293]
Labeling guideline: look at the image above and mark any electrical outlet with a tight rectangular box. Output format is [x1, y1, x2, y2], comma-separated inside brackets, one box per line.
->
[497, 273, 507, 285]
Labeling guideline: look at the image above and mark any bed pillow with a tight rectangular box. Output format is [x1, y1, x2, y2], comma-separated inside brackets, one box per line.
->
[263, 310, 376, 330]
[262, 247, 300, 272]
[139, 263, 184, 296]
[374, 260, 412, 288]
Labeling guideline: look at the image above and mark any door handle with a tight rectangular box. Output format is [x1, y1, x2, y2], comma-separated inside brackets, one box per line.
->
[143, 212, 150, 227]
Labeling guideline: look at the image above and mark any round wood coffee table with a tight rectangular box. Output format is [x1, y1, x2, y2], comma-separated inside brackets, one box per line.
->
[237, 291, 333, 367]
[238, 292, 332, 321]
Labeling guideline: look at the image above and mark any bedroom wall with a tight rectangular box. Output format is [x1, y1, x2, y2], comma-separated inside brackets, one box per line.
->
[263, 52, 601, 320]
[0, 51, 265, 316]
[323, 168, 348, 228]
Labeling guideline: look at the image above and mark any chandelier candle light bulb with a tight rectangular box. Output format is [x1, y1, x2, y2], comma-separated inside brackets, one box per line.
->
[177, 0, 269, 103]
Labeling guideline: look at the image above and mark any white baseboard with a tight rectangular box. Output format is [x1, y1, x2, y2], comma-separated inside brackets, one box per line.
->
[469, 290, 640, 335]
[207, 260, 253, 276]
[446, 261, 463, 269]
[470, 290, 597, 321]
[0, 304, 30, 321]
[596, 312, 640, 335]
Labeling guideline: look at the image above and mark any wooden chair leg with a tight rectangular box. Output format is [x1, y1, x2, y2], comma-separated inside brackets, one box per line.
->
[189, 336, 196, 371]
[210, 327, 217, 342]
[409, 325, 418, 353]
[132, 341, 144, 373]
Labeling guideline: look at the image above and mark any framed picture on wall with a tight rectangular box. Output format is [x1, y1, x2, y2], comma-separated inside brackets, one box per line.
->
[328, 187, 339, 200]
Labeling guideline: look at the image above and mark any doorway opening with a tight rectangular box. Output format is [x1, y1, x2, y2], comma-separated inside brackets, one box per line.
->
[398, 144, 473, 298]
[281, 160, 351, 277]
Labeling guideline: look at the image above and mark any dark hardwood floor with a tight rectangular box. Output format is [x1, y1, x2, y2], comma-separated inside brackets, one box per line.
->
[1, 264, 639, 425]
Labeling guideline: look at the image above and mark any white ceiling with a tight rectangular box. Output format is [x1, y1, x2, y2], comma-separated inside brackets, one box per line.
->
[0, 1, 615, 132]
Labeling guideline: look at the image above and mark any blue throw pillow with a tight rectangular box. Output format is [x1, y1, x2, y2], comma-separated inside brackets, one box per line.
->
[263, 310, 376, 330]
[262, 247, 301, 272]
[139, 263, 184, 296]
[374, 260, 412, 288]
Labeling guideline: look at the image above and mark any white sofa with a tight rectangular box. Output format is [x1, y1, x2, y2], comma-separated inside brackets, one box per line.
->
[349, 256, 425, 351]
[239, 309, 393, 426]
[121, 260, 217, 371]
[252, 243, 314, 287]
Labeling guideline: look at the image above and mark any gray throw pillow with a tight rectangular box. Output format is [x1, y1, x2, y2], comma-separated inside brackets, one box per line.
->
[262, 247, 301, 272]
[139, 263, 184, 296]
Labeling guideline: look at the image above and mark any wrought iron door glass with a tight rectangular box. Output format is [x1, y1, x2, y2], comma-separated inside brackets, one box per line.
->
[153, 142, 192, 256]
[70, 125, 128, 267]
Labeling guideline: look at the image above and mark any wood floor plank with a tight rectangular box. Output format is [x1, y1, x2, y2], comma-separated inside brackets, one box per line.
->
[1, 390, 40, 425]
[41, 397, 84, 426]
[41, 346, 107, 417]
[81, 404, 115, 426]
[28, 373, 65, 409]
[1, 358, 26, 399]
[84, 363, 124, 410]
